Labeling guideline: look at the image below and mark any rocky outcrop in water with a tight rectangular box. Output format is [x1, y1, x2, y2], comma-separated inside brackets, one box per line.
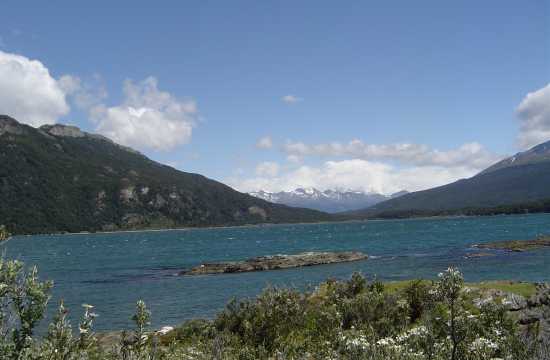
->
[473, 235, 550, 252]
[180, 251, 368, 275]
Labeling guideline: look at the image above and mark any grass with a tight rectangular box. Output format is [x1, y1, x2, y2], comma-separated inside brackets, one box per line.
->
[383, 279, 433, 293]
[467, 281, 537, 298]
[384, 279, 537, 298]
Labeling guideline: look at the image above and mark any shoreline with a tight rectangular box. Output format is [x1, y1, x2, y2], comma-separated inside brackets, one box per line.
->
[10, 211, 550, 238]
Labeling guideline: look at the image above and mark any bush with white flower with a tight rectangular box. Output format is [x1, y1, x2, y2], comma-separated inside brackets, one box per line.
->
[0, 256, 545, 359]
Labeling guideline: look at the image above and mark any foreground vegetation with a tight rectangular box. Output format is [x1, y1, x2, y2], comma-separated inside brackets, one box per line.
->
[1, 253, 549, 360]
[0, 225, 9, 241]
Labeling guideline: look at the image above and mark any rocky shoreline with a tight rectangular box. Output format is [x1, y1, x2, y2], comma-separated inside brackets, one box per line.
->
[180, 251, 368, 275]
[473, 283, 550, 341]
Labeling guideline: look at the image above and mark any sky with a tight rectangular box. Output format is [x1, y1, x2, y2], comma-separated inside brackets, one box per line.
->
[1, 0, 549, 195]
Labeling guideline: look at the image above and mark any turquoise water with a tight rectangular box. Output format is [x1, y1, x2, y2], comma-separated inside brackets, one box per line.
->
[3, 214, 550, 331]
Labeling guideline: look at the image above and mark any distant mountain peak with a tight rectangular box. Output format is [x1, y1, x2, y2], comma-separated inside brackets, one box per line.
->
[479, 139, 550, 176]
[1, 115, 329, 234]
[0, 115, 26, 136]
[249, 187, 403, 213]
[390, 190, 409, 198]
[350, 139, 550, 217]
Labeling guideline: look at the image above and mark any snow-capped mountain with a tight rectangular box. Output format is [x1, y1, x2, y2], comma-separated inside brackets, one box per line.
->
[249, 187, 408, 213]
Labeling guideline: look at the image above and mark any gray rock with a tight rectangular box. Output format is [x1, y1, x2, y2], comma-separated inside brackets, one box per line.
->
[42, 124, 86, 138]
[503, 293, 528, 311]
[181, 251, 368, 276]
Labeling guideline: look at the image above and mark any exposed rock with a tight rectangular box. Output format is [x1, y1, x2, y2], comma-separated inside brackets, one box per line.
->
[472, 283, 550, 341]
[156, 326, 174, 335]
[96, 191, 107, 211]
[150, 194, 167, 209]
[169, 191, 179, 200]
[502, 293, 528, 311]
[473, 235, 550, 252]
[120, 187, 137, 203]
[128, 170, 139, 178]
[473, 296, 494, 308]
[516, 284, 550, 340]
[528, 283, 550, 307]
[88, 133, 142, 155]
[41, 124, 85, 138]
[464, 252, 495, 259]
[0, 115, 24, 136]
[181, 251, 368, 276]
[121, 213, 146, 227]
[248, 206, 267, 220]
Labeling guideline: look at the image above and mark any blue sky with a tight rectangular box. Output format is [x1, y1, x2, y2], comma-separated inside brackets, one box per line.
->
[1, 1, 549, 194]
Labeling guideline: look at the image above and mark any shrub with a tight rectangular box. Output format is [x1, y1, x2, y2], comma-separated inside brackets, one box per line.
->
[0, 257, 546, 359]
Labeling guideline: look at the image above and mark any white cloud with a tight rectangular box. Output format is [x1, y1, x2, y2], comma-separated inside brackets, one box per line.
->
[0, 50, 69, 126]
[59, 74, 107, 110]
[283, 140, 500, 169]
[517, 83, 550, 149]
[242, 139, 503, 194]
[255, 161, 280, 177]
[286, 154, 303, 164]
[281, 94, 302, 104]
[91, 77, 197, 151]
[230, 159, 477, 195]
[256, 136, 273, 149]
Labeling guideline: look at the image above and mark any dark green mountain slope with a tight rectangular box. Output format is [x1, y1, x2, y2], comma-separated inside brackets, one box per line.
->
[349, 140, 550, 218]
[0, 115, 331, 234]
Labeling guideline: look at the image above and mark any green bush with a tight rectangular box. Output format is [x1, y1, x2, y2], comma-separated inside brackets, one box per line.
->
[0, 258, 546, 359]
[0, 225, 10, 242]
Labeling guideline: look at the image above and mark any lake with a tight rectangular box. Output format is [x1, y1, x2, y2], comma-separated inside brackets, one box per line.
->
[4, 213, 550, 331]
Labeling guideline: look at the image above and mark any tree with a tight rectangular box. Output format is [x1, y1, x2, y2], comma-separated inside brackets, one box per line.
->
[0, 225, 10, 242]
[0, 258, 53, 359]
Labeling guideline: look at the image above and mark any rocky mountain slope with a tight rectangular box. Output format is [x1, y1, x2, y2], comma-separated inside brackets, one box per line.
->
[250, 188, 408, 213]
[0, 115, 331, 234]
[350, 140, 550, 217]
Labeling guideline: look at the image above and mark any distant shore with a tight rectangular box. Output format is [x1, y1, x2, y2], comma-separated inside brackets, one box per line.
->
[9, 211, 549, 238]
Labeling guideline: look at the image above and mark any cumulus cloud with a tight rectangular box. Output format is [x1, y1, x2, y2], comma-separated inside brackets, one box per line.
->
[91, 77, 197, 151]
[286, 154, 302, 164]
[255, 161, 280, 177]
[283, 140, 500, 169]
[230, 159, 477, 195]
[281, 95, 302, 104]
[256, 136, 273, 149]
[517, 83, 550, 149]
[0, 50, 69, 126]
[232, 140, 503, 194]
[59, 74, 107, 110]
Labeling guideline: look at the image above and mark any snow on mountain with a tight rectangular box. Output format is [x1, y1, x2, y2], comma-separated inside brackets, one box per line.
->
[249, 188, 408, 213]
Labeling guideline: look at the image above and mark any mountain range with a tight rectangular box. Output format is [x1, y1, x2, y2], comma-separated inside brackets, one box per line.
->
[250, 188, 408, 213]
[0, 115, 330, 235]
[3, 114, 550, 235]
[352, 140, 550, 218]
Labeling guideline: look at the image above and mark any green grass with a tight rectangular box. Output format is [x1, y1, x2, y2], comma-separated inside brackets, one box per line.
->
[383, 280, 433, 293]
[467, 281, 537, 298]
[384, 279, 536, 298]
